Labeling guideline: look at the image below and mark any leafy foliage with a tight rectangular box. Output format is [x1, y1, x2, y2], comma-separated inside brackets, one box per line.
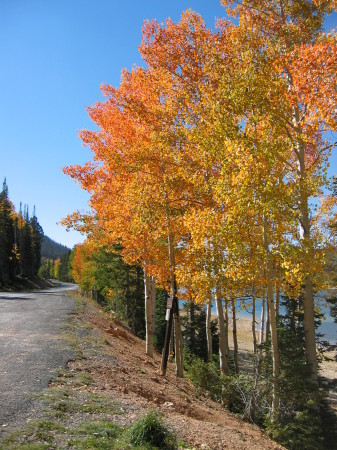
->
[186, 357, 223, 402]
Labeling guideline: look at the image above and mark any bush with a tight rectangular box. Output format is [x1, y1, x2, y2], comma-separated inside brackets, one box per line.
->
[187, 357, 223, 401]
[129, 410, 177, 449]
[265, 402, 324, 450]
[221, 373, 263, 416]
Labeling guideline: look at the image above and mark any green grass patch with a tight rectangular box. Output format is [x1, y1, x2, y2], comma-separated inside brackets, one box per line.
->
[0, 420, 66, 449]
[80, 393, 123, 415]
[73, 372, 92, 387]
[1, 414, 179, 449]
[67, 420, 123, 449]
[35, 387, 123, 420]
[128, 410, 177, 449]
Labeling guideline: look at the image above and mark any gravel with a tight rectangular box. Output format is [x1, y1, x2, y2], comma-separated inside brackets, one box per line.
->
[0, 284, 77, 435]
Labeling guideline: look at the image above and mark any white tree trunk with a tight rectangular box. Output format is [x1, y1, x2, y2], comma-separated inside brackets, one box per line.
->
[290, 87, 318, 383]
[260, 294, 265, 345]
[174, 311, 184, 377]
[224, 299, 230, 367]
[299, 193, 318, 381]
[168, 323, 174, 362]
[231, 299, 239, 374]
[144, 269, 153, 357]
[264, 218, 280, 420]
[151, 277, 156, 334]
[215, 285, 229, 375]
[206, 297, 213, 362]
[161, 194, 184, 378]
[251, 287, 257, 353]
[275, 285, 280, 318]
[266, 297, 270, 341]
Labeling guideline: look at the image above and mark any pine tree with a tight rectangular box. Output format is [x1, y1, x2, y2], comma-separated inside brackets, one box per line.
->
[19, 205, 33, 277]
[58, 250, 72, 282]
[93, 245, 146, 338]
[181, 302, 219, 361]
[30, 206, 44, 276]
[0, 179, 15, 285]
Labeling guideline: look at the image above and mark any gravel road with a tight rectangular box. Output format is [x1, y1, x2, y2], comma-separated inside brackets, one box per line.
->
[0, 284, 77, 433]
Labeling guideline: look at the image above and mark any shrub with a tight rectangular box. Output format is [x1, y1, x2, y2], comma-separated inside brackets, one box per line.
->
[129, 410, 177, 449]
[187, 357, 223, 401]
[265, 402, 324, 450]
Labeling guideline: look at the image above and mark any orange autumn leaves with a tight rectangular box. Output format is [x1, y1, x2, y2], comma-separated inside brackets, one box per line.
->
[63, 6, 337, 303]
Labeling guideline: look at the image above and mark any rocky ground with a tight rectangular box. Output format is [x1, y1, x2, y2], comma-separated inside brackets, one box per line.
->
[1, 294, 284, 449]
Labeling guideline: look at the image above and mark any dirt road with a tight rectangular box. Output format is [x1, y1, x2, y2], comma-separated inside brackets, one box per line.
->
[0, 284, 77, 433]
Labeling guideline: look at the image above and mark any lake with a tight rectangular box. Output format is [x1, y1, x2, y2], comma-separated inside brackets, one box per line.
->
[180, 297, 336, 345]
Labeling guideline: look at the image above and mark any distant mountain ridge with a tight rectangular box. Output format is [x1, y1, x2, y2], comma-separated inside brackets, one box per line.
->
[41, 236, 70, 260]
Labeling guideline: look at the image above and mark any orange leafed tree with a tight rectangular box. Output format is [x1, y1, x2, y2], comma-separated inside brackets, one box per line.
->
[64, 56, 203, 374]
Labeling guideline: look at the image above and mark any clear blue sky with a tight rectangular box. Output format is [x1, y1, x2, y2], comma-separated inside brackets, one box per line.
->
[1, 1, 336, 248]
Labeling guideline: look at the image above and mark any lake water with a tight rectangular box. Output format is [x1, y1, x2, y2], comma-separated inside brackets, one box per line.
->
[237, 299, 336, 345]
[180, 298, 336, 345]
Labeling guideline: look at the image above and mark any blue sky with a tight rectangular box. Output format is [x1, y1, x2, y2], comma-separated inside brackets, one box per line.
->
[1, 1, 336, 248]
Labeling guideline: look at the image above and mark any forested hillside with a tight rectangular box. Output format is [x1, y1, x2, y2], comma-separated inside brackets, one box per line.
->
[0, 179, 73, 286]
[41, 235, 70, 260]
[0, 179, 43, 286]
[39, 237, 72, 282]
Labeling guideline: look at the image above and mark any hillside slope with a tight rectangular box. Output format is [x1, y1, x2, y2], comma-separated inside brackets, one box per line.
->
[41, 235, 70, 260]
[62, 297, 283, 449]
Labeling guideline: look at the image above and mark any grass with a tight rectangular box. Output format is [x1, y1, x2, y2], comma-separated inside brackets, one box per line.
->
[128, 410, 177, 449]
[1, 413, 180, 450]
[66, 421, 123, 449]
[1, 419, 122, 450]
[36, 386, 123, 418]
[1, 420, 66, 450]
[73, 372, 93, 387]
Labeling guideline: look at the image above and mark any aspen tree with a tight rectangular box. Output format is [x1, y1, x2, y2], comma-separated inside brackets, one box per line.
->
[221, 0, 337, 383]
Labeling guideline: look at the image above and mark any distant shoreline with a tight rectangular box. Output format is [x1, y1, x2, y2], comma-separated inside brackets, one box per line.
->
[224, 314, 336, 383]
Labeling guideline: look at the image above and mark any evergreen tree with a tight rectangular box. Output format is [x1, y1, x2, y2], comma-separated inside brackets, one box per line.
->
[19, 205, 33, 277]
[30, 207, 44, 276]
[0, 180, 45, 284]
[264, 295, 337, 449]
[181, 302, 219, 361]
[96, 247, 145, 337]
[0, 179, 15, 285]
[58, 250, 72, 282]
[153, 289, 169, 352]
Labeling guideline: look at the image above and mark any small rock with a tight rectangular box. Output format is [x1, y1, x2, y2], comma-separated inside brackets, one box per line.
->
[162, 401, 174, 410]
[145, 360, 155, 367]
